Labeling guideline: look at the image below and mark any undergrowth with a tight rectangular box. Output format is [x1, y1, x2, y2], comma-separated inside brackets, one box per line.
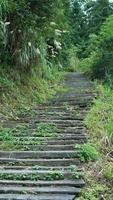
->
[0, 68, 64, 118]
[76, 83, 113, 200]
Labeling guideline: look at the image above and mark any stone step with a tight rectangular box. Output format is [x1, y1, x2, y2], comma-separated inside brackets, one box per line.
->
[7, 133, 86, 138]
[35, 116, 85, 120]
[11, 138, 86, 145]
[0, 179, 85, 187]
[0, 151, 80, 159]
[0, 127, 85, 134]
[0, 158, 81, 166]
[51, 97, 93, 103]
[0, 166, 83, 171]
[51, 95, 95, 101]
[34, 119, 84, 124]
[35, 105, 89, 111]
[3, 119, 84, 126]
[0, 194, 76, 200]
[0, 135, 87, 142]
[0, 169, 83, 180]
[19, 144, 75, 151]
[11, 116, 85, 122]
[4, 135, 87, 141]
[0, 186, 81, 195]
[54, 93, 96, 97]
[34, 107, 89, 112]
[1, 123, 85, 129]
[43, 102, 91, 107]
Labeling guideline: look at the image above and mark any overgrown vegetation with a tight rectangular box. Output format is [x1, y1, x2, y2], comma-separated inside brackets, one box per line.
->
[80, 14, 113, 81]
[0, 0, 72, 116]
[0, 122, 61, 150]
[69, 2, 113, 197]
[0, 170, 64, 181]
[77, 84, 113, 199]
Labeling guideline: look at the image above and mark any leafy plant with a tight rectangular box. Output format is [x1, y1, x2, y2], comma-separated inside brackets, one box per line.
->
[69, 165, 82, 179]
[45, 170, 64, 181]
[75, 143, 99, 162]
[34, 122, 60, 138]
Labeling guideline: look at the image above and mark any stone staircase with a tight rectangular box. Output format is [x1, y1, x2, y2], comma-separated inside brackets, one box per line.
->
[0, 73, 95, 200]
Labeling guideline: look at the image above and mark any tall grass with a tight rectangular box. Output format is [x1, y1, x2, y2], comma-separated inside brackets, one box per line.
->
[85, 83, 113, 149]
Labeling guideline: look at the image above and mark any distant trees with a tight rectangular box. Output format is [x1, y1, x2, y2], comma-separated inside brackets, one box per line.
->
[85, 0, 113, 34]
[69, 0, 113, 57]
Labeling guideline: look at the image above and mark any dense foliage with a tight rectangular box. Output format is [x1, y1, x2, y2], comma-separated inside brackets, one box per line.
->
[80, 14, 113, 82]
[0, 0, 70, 77]
[0, 0, 72, 115]
[70, 0, 113, 82]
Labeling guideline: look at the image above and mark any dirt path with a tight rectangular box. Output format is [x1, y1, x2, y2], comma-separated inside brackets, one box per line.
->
[0, 73, 94, 200]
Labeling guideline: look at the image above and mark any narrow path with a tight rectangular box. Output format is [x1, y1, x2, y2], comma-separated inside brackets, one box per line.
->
[0, 73, 94, 200]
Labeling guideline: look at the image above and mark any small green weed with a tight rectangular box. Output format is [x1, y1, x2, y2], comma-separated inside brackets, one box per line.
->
[69, 165, 83, 179]
[45, 170, 64, 181]
[34, 122, 61, 138]
[0, 171, 64, 181]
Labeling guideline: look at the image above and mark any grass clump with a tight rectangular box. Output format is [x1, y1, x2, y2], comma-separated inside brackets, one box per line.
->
[69, 165, 83, 179]
[104, 164, 113, 183]
[0, 127, 16, 150]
